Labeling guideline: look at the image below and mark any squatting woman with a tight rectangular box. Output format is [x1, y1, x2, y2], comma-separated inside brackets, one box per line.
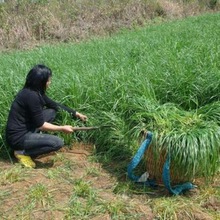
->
[6, 64, 87, 168]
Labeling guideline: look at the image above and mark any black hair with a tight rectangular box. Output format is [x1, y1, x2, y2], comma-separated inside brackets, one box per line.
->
[24, 64, 52, 94]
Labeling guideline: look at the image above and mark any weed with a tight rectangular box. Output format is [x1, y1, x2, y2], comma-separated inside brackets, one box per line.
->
[102, 197, 128, 218]
[25, 183, 54, 208]
[73, 179, 96, 199]
[0, 165, 27, 185]
[85, 165, 101, 177]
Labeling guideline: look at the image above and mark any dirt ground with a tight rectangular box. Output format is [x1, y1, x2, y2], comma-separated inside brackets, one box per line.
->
[0, 143, 219, 220]
[0, 143, 155, 219]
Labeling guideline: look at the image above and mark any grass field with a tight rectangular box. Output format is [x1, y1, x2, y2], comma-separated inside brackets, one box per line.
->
[0, 11, 219, 219]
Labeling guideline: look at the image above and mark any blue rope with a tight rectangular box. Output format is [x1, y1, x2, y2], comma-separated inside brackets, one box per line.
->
[127, 131, 196, 194]
[127, 132, 156, 186]
[162, 152, 196, 195]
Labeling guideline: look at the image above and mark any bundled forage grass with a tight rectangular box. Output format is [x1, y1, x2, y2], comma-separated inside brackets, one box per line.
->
[141, 103, 220, 181]
[0, 13, 220, 180]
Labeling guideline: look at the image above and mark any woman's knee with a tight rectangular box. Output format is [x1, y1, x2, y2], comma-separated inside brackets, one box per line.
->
[51, 136, 64, 150]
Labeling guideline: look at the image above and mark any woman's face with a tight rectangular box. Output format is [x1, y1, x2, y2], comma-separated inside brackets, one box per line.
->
[46, 77, 52, 89]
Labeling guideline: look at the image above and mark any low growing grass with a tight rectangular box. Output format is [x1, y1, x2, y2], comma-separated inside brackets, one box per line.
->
[0, 165, 28, 185]
[26, 183, 54, 208]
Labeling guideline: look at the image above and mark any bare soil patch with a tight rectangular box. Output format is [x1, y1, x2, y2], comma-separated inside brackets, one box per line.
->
[0, 143, 155, 219]
[0, 143, 219, 219]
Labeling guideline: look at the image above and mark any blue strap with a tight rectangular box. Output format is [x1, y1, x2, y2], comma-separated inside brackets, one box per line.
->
[127, 132, 156, 186]
[127, 131, 195, 194]
[162, 152, 196, 195]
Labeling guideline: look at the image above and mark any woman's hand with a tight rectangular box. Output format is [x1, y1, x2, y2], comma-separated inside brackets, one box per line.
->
[61, 125, 74, 134]
[76, 112, 88, 122]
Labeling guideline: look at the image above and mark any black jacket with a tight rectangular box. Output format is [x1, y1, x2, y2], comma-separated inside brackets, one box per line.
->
[6, 88, 76, 149]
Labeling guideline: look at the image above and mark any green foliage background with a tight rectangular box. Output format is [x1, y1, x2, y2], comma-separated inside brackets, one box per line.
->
[0, 12, 220, 180]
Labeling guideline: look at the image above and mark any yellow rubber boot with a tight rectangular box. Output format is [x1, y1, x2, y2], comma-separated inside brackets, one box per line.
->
[14, 152, 36, 168]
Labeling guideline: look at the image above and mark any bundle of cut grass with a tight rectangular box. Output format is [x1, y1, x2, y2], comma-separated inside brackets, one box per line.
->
[135, 103, 220, 184]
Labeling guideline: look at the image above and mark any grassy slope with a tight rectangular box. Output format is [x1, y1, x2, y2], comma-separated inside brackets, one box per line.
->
[0, 12, 219, 219]
[1, 0, 219, 51]
[1, 12, 220, 151]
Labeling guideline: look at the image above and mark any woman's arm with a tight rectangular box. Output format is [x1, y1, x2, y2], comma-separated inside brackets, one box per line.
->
[43, 95, 87, 121]
[56, 103, 87, 121]
[39, 122, 74, 134]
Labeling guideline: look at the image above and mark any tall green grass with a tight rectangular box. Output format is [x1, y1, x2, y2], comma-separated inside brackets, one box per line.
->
[0, 12, 220, 180]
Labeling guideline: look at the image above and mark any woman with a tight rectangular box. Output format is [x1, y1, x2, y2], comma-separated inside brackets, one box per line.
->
[6, 64, 87, 168]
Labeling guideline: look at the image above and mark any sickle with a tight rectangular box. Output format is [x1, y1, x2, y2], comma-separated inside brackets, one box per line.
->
[72, 125, 111, 131]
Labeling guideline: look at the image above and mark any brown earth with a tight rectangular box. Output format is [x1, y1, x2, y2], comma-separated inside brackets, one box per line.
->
[0, 143, 155, 219]
[0, 142, 219, 219]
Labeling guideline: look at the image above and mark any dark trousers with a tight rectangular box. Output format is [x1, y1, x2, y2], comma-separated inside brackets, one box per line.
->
[23, 109, 64, 157]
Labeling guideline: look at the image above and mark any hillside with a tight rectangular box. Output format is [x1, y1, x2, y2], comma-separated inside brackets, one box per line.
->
[0, 0, 220, 51]
[0, 1, 219, 219]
